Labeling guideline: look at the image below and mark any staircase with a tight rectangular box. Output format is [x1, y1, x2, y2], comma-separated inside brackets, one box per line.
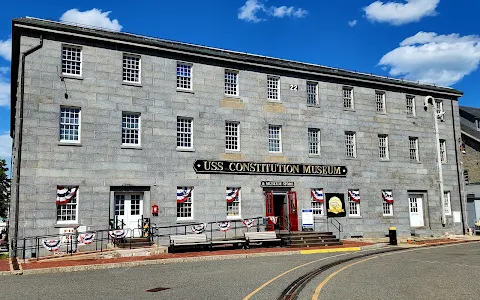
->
[115, 237, 152, 249]
[279, 231, 342, 248]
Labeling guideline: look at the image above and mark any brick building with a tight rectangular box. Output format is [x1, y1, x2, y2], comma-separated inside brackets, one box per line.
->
[9, 17, 467, 246]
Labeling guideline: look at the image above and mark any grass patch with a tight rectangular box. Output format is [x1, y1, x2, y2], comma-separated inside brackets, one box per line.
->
[0, 253, 8, 259]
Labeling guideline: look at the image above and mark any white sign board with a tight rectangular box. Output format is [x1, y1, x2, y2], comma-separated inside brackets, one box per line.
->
[302, 209, 314, 228]
[453, 211, 461, 223]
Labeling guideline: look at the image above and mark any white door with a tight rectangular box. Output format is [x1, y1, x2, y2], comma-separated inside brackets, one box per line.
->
[114, 193, 144, 237]
[409, 194, 424, 227]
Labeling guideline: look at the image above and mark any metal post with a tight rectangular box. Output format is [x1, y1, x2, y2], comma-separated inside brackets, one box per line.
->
[432, 104, 446, 227]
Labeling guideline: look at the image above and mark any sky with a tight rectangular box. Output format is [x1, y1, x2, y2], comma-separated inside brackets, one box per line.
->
[0, 0, 480, 170]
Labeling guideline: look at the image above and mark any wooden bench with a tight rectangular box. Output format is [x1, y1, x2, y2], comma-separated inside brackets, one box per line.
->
[244, 231, 282, 248]
[169, 234, 210, 253]
[211, 238, 246, 250]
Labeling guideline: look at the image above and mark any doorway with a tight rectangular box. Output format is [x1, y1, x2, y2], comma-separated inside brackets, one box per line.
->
[265, 191, 298, 231]
[408, 194, 425, 227]
[114, 193, 144, 237]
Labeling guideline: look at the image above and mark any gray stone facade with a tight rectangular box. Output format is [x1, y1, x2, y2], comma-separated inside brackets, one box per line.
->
[9, 18, 466, 245]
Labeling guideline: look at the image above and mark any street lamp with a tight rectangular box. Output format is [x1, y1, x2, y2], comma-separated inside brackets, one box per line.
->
[424, 96, 446, 227]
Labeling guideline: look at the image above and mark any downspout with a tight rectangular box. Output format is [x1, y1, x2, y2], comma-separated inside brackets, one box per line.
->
[451, 101, 466, 234]
[13, 36, 43, 256]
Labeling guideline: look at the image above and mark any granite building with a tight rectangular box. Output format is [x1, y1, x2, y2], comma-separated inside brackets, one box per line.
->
[9, 17, 467, 245]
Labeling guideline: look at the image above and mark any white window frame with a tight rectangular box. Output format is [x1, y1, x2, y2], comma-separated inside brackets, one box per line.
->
[177, 187, 194, 221]
[267, 76, 280, 101]
[308, 128, 320, 156]
[225, 121, 240, 152]
[476, 119, 480, 131]
[224, 70, 239, 96]
[176, 117, 194, 150]
[435, 100, 444, 120]
[61, 44, 82, 77]
[59, 106, 81, 144]
[345, 131, 356, 158]
[306, 81, 319, 105]
[176, 62, 192, 90]
[56, 188, 79, 224]
[348, 193, 360, 217]
[378, 134, 389, 160]
[439, 139, 447, 163]
[343, 87, 354, 109]
[409, 137, 419, 162]
[268, 125, 282, 153]
[382, 190, 394, 216]
[375, 91, 386, 113]
[443, 191, 452, 216]
[122, 112, 141, 146]
[226, 187, 242, 219]
[406, 95, 416, 116]
[122, 53, 141, 84]
[311, 190, 325, 216]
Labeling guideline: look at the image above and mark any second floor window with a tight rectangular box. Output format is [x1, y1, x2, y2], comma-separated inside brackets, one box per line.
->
[225, 71, 238, 96]
[176, 63, 192, 90]
[60, 107, 81, 143]
[409, 137, 419, 161]
[62, 45, 82, 76]
[345, 132, 356, 158]
[406, 95, 415, 116]
[267, 76, 280, 100]
[225, 121, 240, 151]
[444, 191, 451, 216]
[177, 117, 193, 149]
[122, 113, 140, 146]
[440, 139, 447, 163]
[123, 54, 141, 83]
[378, 134, 389, 160]
[308, 128, 320, 155]
[307, 82, 318, 105]
[343, 87, 353, 109]
[376, 91, 386, 113]
[269, 125, 282, 153]
[177, 187, 193, 220]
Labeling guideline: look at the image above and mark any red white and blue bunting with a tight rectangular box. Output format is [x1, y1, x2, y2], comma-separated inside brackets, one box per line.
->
[42, 239, 61, 251]
[311, 189, 324, 202]
[191, 223, 207, 234]
[348, 190, 361, 203]
[217, 221, 231, 232]
[226, 188, 240, 203]
[242, 219, 255, 228]
[78, 233, 95, 245]
[382, 191, 394, 204]
[177, 188, 192, 203]
[108, 229, 129, 239]
[56, 186, 78, 205]
[267, 216, 278, 225]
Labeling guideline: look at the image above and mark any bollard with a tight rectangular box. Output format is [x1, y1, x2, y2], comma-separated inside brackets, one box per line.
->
[388, 227, 397, 245]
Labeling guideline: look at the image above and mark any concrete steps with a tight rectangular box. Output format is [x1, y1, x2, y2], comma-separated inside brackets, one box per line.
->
[115, 237, 152, 249]
[279, 231, 342, 248]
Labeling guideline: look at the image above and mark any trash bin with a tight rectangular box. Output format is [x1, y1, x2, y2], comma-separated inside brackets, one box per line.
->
[388, 227, 397, 245]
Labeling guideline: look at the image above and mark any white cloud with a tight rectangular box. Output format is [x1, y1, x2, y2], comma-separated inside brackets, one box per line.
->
[0, 38, 11, 62]
[0, 67, 8, 75]
[0, 133, 11, 161]
[60, 8, 122, 31]
[348, 20, 358, 27]
[238, 0, 307, 22]
[379, 31, 480, 86]
[364, 0, 439, 25]
[0, 81, 8, 107]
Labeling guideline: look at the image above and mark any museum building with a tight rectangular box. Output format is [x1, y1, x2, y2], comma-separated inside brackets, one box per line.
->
[9, 17, 467, 244]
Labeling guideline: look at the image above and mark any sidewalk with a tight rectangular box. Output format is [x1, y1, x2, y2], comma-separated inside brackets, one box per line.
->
[1, 237, 478, 276]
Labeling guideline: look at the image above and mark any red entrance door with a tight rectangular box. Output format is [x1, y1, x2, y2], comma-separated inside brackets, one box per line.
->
[265, 191, 274, 231]
[287, 191, 299, 231]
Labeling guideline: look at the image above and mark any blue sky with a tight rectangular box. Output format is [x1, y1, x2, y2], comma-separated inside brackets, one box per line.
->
[0, 0, 479, 168]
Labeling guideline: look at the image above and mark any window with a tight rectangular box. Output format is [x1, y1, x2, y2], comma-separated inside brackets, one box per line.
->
[176, 63, 192, 90]
[348, 191, 360, 217]
[268, 125, 282, 153]
[464, 170, 469, 183]
[60, 107, 81, 143]
[56, 186, 78, 224]
[114, 194, 125, 216]
[122, 54, 141, 83]
[439, 139, 447, 163]
[443, 191, 451, 216]
[307, 82, 318, 105]
[476, 119, 480, 131]
[225, 70, 238, 96]
[177, 187, 193, 220]
[131, 194, 141, 215]
[267, 76, 280, 101]
[343, 87, 353, 109]
[406, 95, 415, 116]
[435, 100, 444, 118]
[375, 91, 386, 113]
[308, 128, 320, 155]
[409, 137, 419, 161]
[382, 190, 394, 216]
[122, 113, 141, 146]
[311, 189, 324, 216]
[378, 134, 389, 160]
[61, 45, 82, 76]
[225, 121, 240, 151]
[345, 132, 356, 158]
[177, 117, 193, 149]
[226, 187, 241, 218]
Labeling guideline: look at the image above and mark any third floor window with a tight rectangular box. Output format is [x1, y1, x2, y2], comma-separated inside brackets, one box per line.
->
[343, 87, 353, 109]
[225, 71, 238, 96]
[177, 63, 192, 90]
[123, 54, 141, 84]
[62, 45, 82, 76]
[307, 82, 318, 105]
[267, 76, 280, 101]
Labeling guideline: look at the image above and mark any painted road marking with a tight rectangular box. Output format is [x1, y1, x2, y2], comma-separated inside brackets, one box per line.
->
[300, 247, 361, 254]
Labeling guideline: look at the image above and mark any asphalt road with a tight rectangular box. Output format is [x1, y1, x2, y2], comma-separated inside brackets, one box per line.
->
[1, 243, 479, 300]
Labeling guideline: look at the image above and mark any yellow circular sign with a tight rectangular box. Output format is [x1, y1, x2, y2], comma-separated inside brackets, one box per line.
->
[328, 196, 345, 214]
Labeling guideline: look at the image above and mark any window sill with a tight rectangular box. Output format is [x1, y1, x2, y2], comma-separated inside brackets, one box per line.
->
[224, 95, 240, 99]
[176, 219, 195, 223]
[55, 223, 79, 228]
[379, 159, 390, 162]
[345, 157, 357, 160]
[382, 215, 395, 218]
[343, 108, 355, 112]
[376, 112, 387, 115]
[348, 216, 362, 219]
[266, 99, 282, 103]
[308, 154, 321, 158]
[58, 142, 82, 147]
[410, 160, 422, 164]
[307, 104, 321, 108]
[62, 74, 83, 80]
[177, 147, 195, 152]
[225, 150, 241, 153]
[268, 152, 283, 155]
[122, 81, 142, 87]
[121, 145, 142, 150]
[226, 216, 242, 221]
[177, 88, 194, 94]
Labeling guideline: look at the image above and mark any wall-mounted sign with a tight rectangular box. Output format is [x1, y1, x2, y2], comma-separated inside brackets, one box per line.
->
[326, 193, 346, 218]
[289, 84, 298, 91]
[302, 209, 314, 228]
[193, 160, 347, 177]
[261, 181, 294, 187]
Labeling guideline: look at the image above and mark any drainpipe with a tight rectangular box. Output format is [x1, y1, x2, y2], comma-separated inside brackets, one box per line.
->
[451, 101, 466, 234]
[12, 36, 43, 256]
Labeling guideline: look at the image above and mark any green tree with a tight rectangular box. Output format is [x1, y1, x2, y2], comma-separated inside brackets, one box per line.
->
[0, 159, 10, 218]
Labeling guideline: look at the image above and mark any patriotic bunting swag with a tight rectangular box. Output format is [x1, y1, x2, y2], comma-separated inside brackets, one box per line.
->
[348, 190, 361, 203]
[217, 221, 231, 232]
[191, 223, 207, 234]
[42, 239, 61, 251]
[311, 189, 324, 202]
[177, 188, 192, 203]
[226, 188, 240, 203]
[78, 233, 95, 245]
[56, 186, 78, 205]
[242, 219, 255, 228]
[382, 191, 394, 204]
[268, 216, 278, 225]
[108, 229, 129, 239]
